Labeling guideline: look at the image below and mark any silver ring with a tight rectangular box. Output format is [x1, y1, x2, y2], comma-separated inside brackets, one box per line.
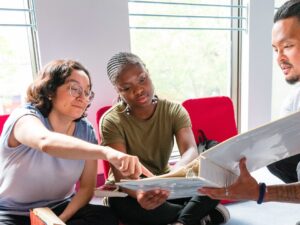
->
[225, 188, 229, 196]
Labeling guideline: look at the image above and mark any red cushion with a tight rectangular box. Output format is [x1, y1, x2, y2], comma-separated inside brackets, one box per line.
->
[0, 114, 9, 136]
[182, 96, 237, 144]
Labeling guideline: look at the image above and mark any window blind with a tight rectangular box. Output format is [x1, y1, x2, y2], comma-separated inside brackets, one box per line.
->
[128, 0, 247, 32]
[0, 0, 37, 29]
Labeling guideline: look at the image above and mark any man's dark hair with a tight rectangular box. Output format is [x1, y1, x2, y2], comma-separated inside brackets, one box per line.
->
[274, 0, 300, 23]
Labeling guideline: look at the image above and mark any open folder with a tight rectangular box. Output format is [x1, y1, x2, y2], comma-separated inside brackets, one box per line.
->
[30, 207, 66, 225]
[117, 111, 300, 199]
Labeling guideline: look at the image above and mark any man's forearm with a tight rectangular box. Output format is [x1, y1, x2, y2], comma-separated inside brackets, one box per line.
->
[265, 182, 300, 203]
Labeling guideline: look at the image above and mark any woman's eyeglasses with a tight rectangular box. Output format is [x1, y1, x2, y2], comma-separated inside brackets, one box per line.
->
[69, 83, 95, 102]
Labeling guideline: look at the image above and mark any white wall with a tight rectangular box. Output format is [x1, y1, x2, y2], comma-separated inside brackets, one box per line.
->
[35, 0, 130, 127]
[241, 0, 274, 131]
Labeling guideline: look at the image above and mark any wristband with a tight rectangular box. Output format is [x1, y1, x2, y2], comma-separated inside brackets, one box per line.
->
[257, 182, 266, 204]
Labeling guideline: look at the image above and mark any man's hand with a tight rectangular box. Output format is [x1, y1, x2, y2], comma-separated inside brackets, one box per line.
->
[199, 158, 259, 201]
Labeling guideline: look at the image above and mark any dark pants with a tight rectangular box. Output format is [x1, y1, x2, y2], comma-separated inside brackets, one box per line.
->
[267, 153, 300, 183]
[0, 202, 118, 225]
[108, 195, 219, 225]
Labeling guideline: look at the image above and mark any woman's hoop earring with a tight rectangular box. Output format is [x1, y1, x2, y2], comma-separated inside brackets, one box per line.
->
[119, 97, 131, 115]
[125, 105, 130, 115]
[152, 95, 158, 104]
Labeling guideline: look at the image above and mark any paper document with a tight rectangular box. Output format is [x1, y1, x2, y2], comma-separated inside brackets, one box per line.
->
[118, 177, 218, 199]
[94, 184, 127, 197]
[117, 111, 300, 199]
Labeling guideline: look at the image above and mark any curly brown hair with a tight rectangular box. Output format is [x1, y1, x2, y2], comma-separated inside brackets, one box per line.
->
[26, 59, 92, 119]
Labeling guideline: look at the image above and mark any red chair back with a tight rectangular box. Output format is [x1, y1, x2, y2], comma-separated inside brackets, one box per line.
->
[0, 114, 9, 136]
[182, 96, 237, 144]
[96, 106, 111, 180]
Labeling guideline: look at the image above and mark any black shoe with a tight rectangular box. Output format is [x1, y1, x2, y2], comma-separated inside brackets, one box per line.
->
[200, 204, 230, 225]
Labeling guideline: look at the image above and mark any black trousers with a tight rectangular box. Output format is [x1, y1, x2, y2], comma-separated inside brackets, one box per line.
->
[108, 195, 219, 225]
[267, 153, 300, 183]
[0, 202, 118, 225]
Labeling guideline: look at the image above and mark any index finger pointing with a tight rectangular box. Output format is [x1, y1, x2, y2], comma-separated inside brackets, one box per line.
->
[141, 164, 154, 177]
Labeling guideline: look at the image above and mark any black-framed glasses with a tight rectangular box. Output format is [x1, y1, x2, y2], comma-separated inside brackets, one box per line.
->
[69, 83, 95, 102]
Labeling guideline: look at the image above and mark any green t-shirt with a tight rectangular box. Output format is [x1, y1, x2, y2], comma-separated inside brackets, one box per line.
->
[100, 99, 191, 180]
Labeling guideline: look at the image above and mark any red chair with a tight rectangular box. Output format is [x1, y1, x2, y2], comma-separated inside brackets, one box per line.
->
[96, 106, 111, 180]
[95, 106, 124, 225]
[0, 114, 9, 136]
[182, 96, 238, 204]
[182, 96, 237, 144]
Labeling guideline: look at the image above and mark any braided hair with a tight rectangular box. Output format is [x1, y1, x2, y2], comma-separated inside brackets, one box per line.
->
[107, 52, 147, 85]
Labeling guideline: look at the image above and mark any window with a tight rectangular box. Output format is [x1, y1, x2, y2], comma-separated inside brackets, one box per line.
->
[128, 0, 246, 106]
[0, 0, 39, 114]
[128, 0, 246, 159]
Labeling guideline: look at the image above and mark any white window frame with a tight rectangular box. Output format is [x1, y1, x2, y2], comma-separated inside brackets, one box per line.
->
[0, 0, 40, 78]
[128, 0, 247, 131]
